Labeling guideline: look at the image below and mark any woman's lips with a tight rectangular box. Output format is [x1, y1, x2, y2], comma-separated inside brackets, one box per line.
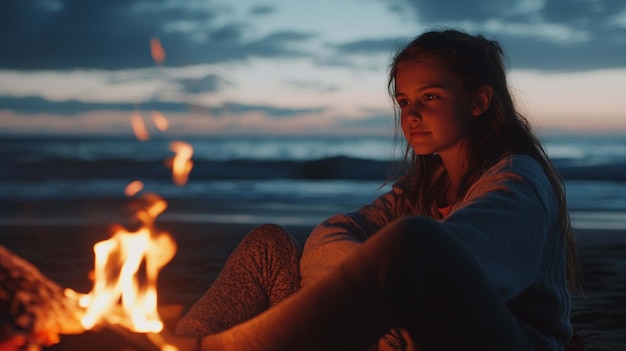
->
[410, 130, 431, 137]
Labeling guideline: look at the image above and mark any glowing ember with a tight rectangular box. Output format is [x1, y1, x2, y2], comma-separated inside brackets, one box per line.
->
[125, 180, 144, 197]
[151, 111, 170, 131]
[131, 111, 150, 141]
[150, 37, 166, 65]
[169, 141, 193, 186]
[67, 195, 176, 336]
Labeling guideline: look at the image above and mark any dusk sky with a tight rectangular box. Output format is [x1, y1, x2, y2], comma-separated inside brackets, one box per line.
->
[1, 0, 625, 136]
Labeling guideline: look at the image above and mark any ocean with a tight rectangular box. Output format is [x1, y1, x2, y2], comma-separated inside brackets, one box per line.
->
[0, 133, 625, 230]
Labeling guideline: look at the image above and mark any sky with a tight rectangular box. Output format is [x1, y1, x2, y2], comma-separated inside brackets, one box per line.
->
[1, 0, 625, 137]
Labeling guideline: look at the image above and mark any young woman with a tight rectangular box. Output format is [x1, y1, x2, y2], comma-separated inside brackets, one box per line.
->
[172, 29, 579, 351]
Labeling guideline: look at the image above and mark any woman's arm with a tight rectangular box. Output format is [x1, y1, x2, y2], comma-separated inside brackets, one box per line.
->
[300, 184, 408, 287]
[443, 155, 562, 299]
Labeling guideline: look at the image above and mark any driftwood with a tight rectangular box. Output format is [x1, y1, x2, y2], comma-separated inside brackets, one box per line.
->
[0, 245, 84, 349]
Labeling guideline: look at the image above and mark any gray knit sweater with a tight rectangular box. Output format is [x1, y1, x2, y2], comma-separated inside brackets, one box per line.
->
[300, 154, 572, 350]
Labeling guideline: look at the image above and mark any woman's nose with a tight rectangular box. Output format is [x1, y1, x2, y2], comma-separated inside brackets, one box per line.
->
[407, 107, 422, 121]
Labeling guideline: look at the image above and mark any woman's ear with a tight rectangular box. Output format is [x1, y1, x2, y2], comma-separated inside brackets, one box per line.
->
[471, 84, 493, 117]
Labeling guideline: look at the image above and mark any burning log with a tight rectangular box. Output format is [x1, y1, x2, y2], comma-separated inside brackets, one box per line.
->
[0, 246, 84, 350]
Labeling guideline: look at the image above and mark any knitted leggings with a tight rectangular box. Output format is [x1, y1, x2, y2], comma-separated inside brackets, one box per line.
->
[175, 224, 301, 337]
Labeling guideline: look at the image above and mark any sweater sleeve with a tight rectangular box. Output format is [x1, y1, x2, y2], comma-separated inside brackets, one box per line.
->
[441, 155, 559, 300]
[300, 184, 407, 287]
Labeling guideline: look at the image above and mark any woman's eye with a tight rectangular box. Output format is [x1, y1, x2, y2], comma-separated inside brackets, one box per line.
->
[424, 94, 438, 101]
[397, 99, 409, 107]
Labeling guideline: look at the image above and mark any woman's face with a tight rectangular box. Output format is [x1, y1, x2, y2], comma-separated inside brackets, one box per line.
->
[395, 60, 476, 162]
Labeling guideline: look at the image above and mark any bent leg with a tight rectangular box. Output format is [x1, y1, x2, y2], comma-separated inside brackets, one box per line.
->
[373, 217, 535, 351]
[195, 216, 534, 351]
[175, 223, 301, 337]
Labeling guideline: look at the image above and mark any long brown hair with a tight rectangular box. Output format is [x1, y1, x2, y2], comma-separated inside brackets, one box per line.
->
[387, 29, 581, 292]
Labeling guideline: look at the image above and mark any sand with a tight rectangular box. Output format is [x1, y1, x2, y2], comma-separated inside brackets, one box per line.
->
[569, 229, 626, 350]
[1, 219, 625, 350]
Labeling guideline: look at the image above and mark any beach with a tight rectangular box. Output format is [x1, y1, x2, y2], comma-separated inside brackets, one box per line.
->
[1, 203, 625, 351]
[1, 134, 625, 350]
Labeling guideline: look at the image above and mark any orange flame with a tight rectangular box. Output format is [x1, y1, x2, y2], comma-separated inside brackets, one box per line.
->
[125, 180, 144, 197]
[67, 195, 177, 340]
[169, 142, 193, 186]
[150, 37, 166, 65]
[131, 111, 149, 141]
[59, 36, 185, 351]
[150, 111, 170, 131]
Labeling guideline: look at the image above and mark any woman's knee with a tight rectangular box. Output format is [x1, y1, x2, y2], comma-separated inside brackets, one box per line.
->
[237, 224, 302, 265]
[244, 224, 300, 250]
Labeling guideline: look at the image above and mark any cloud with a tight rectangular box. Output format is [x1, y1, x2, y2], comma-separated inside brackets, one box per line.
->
[249, 4, 276, 16]
[333, 38, 403, 55]
[284, 80, 340, 93]
[406, 0, 499, 22]
[482, 19, 591, 43]
[385, 0, 626, 70]
[217, 102, 325, 118]
[178, 74, 225, 94]
[0, 95, 325, 120]
[337, 115, 392, 129]
[5, 0, 623, 74]
[0, 0, 313, 71]
[0, 95, 190, 115]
